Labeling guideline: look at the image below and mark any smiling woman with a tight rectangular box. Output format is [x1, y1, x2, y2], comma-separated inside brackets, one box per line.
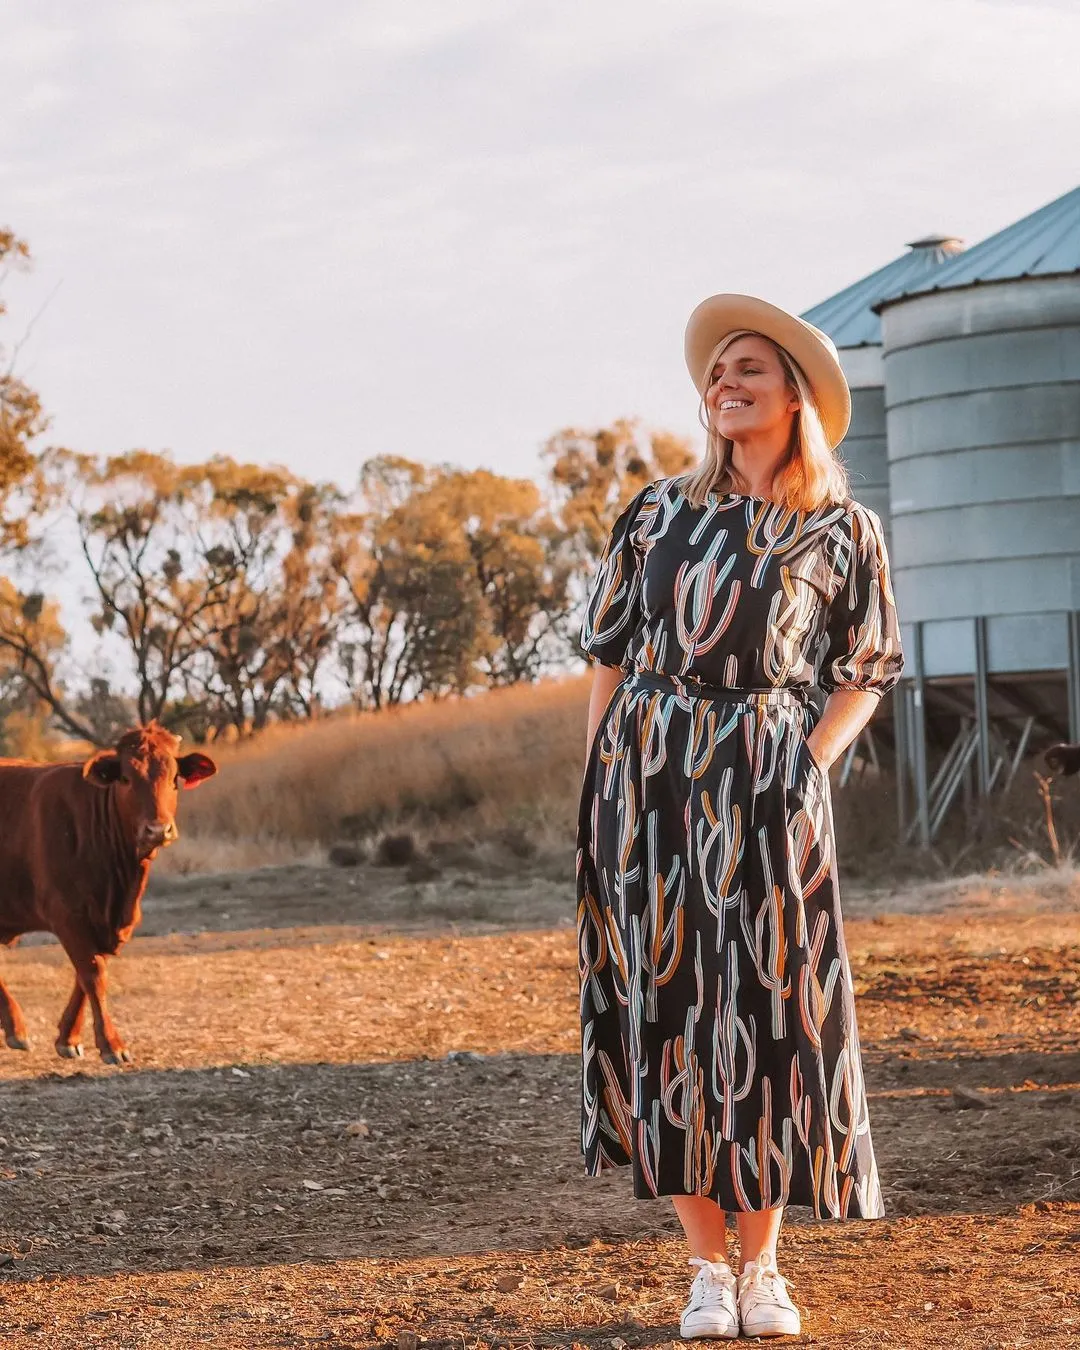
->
[708, 333, 800, 446]
[680, 297, 852, 513]
[576, 294, 904, 1341]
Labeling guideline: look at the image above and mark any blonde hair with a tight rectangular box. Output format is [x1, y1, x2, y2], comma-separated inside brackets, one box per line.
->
[678, 329, 849, 512]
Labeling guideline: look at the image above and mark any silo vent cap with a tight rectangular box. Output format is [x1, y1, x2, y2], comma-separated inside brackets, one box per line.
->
[906, 234, 965, 254]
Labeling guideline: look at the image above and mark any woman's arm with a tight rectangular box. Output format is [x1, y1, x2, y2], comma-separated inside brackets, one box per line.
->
[805, 688, 882, 772]
[585, 664, 626, 771]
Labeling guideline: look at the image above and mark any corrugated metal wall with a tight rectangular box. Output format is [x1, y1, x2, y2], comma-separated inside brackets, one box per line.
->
[880, 276, 1080, 677]
[837, 346, 889, 521]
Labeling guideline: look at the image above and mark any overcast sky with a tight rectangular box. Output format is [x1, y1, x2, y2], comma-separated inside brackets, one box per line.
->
[2, 0, 1078, 493]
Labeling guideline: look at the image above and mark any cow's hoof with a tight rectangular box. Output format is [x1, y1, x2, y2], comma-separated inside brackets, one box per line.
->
[5, 1035, 31, 1052]
[55, 1042, 84, 1059]
[101, 1048, 133, 1066]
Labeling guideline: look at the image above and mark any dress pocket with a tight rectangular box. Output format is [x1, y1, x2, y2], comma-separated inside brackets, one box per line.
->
[793, 715, 827, 781]
[805, 742, 827, 776]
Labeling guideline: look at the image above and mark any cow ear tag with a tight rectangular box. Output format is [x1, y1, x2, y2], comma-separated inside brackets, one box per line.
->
[177, 752, 218, 788]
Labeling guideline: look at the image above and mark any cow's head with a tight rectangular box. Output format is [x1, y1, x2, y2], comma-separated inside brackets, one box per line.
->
[82, 722, 217, 859]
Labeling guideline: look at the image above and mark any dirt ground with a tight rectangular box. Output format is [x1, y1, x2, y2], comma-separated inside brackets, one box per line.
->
[0, 854, 1078, 1348]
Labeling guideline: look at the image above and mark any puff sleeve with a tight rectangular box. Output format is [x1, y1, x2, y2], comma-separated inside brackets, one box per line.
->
[578, 485, 649, 670]
[819, 503, 904, 696]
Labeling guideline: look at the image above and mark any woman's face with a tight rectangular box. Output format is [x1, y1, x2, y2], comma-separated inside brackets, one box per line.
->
[705, 334, 799, 444]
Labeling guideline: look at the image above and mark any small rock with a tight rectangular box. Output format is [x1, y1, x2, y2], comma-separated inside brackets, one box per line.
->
[499, 825, 537, 860]
[609, 1339, 629, 1350]
[899, 1026, 926, 1042]
[405, 857, 442, 883]
[376, 832, 417, 866]
[953, 1085, 994, 1110]
[974, 1015, 990, 1028]
[346, 1120, 370, 1138]
[302, 1179, 324, 1190]
[495, 1273, 524, 1292]
[446, 1050, 485, 1064]
[396, 1332, 421, 1350]
[328, 843, 364, 868]
[596, 1282, 620, 1301]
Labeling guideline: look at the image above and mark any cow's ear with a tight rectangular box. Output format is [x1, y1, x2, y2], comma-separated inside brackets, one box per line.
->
[83, 752, 123, 788]
[177, 752, 217, 789]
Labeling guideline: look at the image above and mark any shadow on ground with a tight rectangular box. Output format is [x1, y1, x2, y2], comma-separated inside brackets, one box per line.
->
[0, 1048, 1077, 1281]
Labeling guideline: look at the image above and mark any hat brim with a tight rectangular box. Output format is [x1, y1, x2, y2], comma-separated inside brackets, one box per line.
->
[684, 294, 851, 450]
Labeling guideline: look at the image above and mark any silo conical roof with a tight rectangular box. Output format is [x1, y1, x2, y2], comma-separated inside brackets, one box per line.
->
[876, 183, 1080, 309]
[802, 235, 963, 348]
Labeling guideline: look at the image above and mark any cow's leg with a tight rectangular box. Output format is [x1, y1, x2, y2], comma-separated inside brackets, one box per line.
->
[55, 980, 87, 1059]
[0, 971, 30, 1051]
[53, 931, 131, 1065]
[77, 954, 130, 1065]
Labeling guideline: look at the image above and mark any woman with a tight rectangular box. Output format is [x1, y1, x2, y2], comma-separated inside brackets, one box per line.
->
[576, 294, 903, 1340]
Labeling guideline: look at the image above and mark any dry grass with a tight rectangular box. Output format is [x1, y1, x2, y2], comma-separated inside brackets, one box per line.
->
[151, 674, 1080, 883]
[155, 834, 327, 877]
[178, 674, 591, 857]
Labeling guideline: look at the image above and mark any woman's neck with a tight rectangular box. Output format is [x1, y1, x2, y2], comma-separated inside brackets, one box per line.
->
[728, 434, 791, 498]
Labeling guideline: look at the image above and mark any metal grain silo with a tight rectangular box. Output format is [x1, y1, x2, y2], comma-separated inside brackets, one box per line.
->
[802, 235, 963, 521]
[876, 183, 1080, 841]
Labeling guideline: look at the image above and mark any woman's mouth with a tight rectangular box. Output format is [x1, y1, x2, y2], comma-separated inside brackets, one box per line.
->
[719, 399, 752, 411]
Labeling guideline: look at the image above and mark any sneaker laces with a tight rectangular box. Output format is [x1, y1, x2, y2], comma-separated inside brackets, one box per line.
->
[689, 1256, 734, 1287]
[739, 1257, 790, 1298]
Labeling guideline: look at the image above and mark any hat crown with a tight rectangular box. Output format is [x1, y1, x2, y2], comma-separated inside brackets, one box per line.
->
[684, 293, 851, 449]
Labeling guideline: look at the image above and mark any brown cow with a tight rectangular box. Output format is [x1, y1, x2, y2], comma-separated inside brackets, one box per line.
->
[0, 722, 216, 1064]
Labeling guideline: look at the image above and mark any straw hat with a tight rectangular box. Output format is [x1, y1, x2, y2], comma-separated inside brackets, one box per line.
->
[684, 293, 851, 449]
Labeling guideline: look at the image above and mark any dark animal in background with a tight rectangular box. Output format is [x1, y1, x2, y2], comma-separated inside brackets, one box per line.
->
[0, 723, 216, 1064]
[1044, 743, 1080, 776]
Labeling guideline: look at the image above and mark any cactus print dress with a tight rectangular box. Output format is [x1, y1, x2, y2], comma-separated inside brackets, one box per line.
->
[576, 477, 903, 1219]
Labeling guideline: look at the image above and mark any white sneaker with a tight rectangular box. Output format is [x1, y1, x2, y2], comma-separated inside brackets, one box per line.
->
[737, 1252, 801, 1338]
[679, 1256, 739, 1340]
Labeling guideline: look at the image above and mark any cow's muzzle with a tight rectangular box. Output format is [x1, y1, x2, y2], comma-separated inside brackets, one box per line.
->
[139, 820, 178, 854]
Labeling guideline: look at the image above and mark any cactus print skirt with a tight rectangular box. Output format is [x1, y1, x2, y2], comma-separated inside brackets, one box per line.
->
[576, 671, 884, 1218]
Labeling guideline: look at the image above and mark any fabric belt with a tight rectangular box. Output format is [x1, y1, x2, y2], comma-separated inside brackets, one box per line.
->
[627, 671, 809, 706]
